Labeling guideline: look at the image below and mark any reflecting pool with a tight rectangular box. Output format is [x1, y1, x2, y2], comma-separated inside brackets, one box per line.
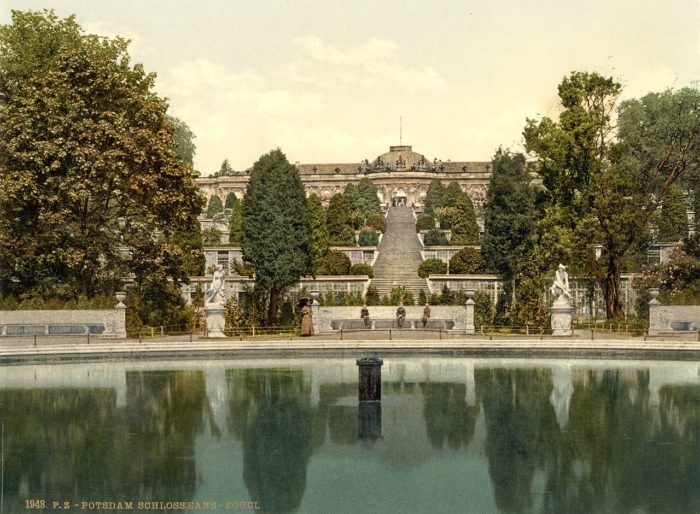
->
[1, 357, 699, 513]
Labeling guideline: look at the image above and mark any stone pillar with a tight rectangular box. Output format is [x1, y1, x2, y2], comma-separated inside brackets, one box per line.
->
[204, 304, 226, 338]
[647, 288, 660, 336]
[114, 292, 127, 339]
[465, 290, 475, 335]
[357, 357, 383, 402]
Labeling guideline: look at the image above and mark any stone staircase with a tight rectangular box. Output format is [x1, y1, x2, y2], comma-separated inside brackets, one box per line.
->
[370, 206, 428, 299]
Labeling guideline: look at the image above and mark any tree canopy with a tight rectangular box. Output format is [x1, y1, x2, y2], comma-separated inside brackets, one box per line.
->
[0, 10, 204, 299]
[241, 149, 310, 324]
[326, 193, 356, 245]
[523, 72, 700, 318]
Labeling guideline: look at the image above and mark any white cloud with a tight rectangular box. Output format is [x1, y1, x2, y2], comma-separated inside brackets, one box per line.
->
[283, 34, 446, 92]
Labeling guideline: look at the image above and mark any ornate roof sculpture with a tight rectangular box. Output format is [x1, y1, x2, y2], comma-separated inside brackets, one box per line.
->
[293, 145, 490, 175]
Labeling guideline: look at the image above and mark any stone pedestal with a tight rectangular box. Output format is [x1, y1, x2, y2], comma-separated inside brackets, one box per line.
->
[464, 290, 475, 335]
[114, 292, 127, 339]
[551, 296, 573, 336]
[204, 304, 226, 338]
[647, 288, 661, 336]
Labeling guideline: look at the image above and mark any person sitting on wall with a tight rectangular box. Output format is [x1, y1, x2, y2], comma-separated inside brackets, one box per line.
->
[396, 301, 406, 329]
[422, 303, 431, 328]
[361, 305, 371, 328]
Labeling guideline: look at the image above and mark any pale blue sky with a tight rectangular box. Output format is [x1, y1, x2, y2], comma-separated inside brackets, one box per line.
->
[2, 1, 698, 174]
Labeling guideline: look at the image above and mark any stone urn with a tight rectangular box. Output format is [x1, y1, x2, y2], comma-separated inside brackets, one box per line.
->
[115, 291, 127, 308]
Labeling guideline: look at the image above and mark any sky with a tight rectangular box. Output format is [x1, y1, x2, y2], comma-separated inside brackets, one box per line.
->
[2, 1, 699, 175]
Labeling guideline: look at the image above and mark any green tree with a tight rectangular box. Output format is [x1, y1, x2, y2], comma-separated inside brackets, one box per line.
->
[228, 196, 244, 245]
[424, 179, 446, 215]
[241, 149, 311, 325]
[202, 227, 222, 245]
[358, 230, 379, 246]
[355, 178, 382, 218]
[449, 194, 480, 245]
[206, 195, 224, 218]
[443, 182, 464, 208]
[424, 229, 449, 246]
[524, 73, 700, 318]
[418, 258, 447, 278]
[213, 158, 236, 177]
[0, 10, 204, 299]
[365, 286, 380, 306]
[326, 193, 356, 245]
[170, 116, 196, 167]
[416, 214, 436, 232]
[365, 212, 386, 233]
[449, 247, 486, 274]
[307, 194, 329, 275]
[317, 250, 351, 275]
[656, 186, 688, 242]
[482, 149, 539, 315]
[350, 263, 374, 278]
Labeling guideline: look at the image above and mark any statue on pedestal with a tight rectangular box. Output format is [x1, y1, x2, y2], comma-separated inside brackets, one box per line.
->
[550, 264, 573, 336]
[204, 266, 226, 337]
[206, 266, 226, 306]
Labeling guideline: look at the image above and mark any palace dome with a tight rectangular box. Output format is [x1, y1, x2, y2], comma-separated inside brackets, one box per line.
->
[374, 145, 430, 170]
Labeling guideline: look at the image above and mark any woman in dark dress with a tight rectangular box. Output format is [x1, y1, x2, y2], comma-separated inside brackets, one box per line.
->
[300, 299, 314, 336]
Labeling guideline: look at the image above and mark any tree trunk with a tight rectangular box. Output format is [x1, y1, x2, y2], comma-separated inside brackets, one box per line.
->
[268, 283, 280, 326]
[604, 256, 625, 319]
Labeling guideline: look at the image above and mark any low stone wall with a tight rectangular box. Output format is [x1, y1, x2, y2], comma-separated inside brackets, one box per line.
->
[649, 303, 700, 335]
[311, 305, 467, 333]
[0, 307, 126, 338]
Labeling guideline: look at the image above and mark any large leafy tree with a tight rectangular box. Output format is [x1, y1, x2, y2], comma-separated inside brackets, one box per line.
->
[307, 194, 329, 275]
[241, 149, 310, 325]
[525, 72, 700, 318]
[656, 186, 689, 242]
[0, 10, 204, 298]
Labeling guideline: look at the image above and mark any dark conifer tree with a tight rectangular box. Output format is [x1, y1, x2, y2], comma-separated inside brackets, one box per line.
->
[241, 149, 311, 325]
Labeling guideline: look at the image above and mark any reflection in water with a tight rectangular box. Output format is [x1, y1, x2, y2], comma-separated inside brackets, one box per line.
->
[226, 369, 317, 513]
[0, 370, 207, 510]
[476, 369, 559, 514]
[358, 402, 382, 441]
[0, 360, 698, 513]
[422, 382, 478, 449]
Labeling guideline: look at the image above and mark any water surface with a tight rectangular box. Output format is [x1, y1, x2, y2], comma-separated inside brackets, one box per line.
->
[1, 357, 698, 513]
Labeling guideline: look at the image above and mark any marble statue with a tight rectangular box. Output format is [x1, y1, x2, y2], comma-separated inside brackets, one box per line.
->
[206, 266, 226, 306]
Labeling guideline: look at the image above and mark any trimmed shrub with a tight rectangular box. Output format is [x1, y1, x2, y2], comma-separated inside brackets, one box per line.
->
[365, 286, 380, 306]
[449, 247, 486, 274]
[423, 229, 449, 246]
[202, 226, 222, 245]
[416, 214, 435, 232]
[381, 285, 415, 306]
[418, 258, 447, 278]
[358, 230, 379, 246]
[365, 213, 386, 233]
[474, 291, 495, 327]
[350, 263, 374, 278]
[418, 289, 427, 305]
[317, 250, 351, 275]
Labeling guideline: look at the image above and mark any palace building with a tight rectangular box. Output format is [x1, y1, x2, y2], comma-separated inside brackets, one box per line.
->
[195, 145, 493, 209]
